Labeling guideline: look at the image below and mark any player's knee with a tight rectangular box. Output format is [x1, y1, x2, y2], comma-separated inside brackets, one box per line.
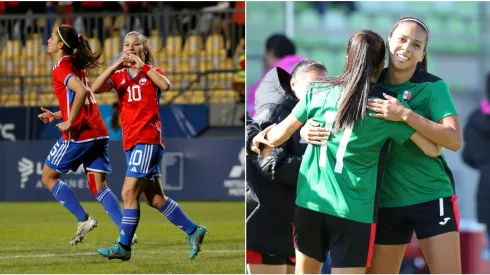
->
[41, 165, 59, 191]
[121, 187, 138, 202]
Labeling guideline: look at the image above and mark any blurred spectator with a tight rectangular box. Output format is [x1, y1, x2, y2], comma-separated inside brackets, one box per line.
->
[5, 1, 29, 45]
[25, 2, 48, 37]
[104, 102, 122, 140]
[462, 72, 490, 257]
[50, 1, 74, 26]
[123, 1, 150, 37]
[311, 1, 356, 16]
[103, 2, 123, 36]
[247, 34, 303, 117]
[202, 1, 230, 38]
[221, 1, 245, 58]
[78, 1, 104, 45]
[148, 1, 174, 44]
[166, 2, 221, 47]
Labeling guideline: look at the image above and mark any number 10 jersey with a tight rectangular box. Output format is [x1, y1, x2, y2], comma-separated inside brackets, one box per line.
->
[109, 67, 166, 151]
[292, 84, 415, 223]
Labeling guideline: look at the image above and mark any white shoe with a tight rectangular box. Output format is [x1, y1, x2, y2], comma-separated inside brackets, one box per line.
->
[70, 216, 98, 245]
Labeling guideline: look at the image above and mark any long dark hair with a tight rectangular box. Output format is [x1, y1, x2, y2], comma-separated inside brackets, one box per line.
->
[56, 24, 102, 73]
[316, 30, 385, 132]
[124, 31, 155, 65]
[389, 17, 430, 72]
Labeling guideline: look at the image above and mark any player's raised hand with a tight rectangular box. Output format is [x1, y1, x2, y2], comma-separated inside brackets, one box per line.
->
[38, 107, 56, 124]
[251, 124, 276, 156]
[56, 120, 72, 133]
[300, 119, 330, 145]
[127, 54, 145, 69]
[113, 55, 130, 70]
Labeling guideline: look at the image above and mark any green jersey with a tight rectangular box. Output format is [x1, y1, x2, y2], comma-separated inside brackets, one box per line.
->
[292, 84, 415, 223]
[377, 70, 458, 208]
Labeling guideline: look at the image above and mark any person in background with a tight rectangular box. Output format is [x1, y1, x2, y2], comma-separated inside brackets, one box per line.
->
[78, 1, 105, 45]
[123, 1, 150, 37]
[247, 34, 303, 117]
[103, 102, 123, 140]
[247, 60, 327, 274]
[462, 72, 490, 260]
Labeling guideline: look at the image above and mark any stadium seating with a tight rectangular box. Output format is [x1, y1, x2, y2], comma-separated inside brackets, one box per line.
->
[0, 10, 243, 107]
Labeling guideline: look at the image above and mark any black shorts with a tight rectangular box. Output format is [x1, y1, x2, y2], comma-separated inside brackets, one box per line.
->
[293, 205, 376, 268]
[246, 249, 296, 265]
[375, 195, 460, 245]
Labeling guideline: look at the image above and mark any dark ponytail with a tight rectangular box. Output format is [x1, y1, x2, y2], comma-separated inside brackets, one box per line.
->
[56, 24, 102, 74]
[314, 30, 385, 132]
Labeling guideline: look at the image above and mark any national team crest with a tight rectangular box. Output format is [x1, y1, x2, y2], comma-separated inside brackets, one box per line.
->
[139, 77, 147, 85]
[403, 91, 412, 101]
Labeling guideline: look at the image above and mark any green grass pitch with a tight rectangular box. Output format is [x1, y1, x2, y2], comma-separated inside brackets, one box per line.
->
[0, 201, 244, 273]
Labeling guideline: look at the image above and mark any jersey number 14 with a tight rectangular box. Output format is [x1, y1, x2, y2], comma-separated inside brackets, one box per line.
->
[319, 111, 353, 174]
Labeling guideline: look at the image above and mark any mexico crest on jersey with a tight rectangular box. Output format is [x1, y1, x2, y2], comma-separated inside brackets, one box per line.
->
[139, 77, 147, 85]
[403, 90, 412, 101]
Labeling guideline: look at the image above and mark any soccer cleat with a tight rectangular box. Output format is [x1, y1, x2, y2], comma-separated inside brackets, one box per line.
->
[186, 225, 207, 260]
[70, 216, 98, 245]
[113, 234, 138, 245]
[97, 243, 131, 261]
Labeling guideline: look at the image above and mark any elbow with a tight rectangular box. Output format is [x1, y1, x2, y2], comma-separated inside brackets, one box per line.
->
[446, 130, 463, 152]
[161, 80, 171, 91]
[162, 83, 171, 91]
[92, 87, 103, 94]
[446, 139, 462, 152]
[452, 139, 463, 152]
[91, 82, 103, 94]
[160, 76, 171, 91]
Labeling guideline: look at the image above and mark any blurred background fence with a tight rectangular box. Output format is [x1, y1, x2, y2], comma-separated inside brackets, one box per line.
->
[246, 1, 490, 273]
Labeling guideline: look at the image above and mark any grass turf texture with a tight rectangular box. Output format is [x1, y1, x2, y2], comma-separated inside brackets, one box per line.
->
[0, 201, 244, 273]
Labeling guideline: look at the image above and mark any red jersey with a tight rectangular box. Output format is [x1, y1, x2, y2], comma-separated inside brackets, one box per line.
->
[109, 66, 165, 150]
[52, 56, 109, 142]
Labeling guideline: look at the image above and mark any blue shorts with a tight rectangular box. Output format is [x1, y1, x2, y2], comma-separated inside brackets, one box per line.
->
[45, 138, 112, 174]
[125, 143, 164, 180]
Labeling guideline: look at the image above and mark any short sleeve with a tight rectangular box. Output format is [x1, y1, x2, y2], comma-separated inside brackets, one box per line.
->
[387, 121, 416, 145]
[427, 80, 458, 123]
[53, 62, 74, 87]
[109, 71, 121, 91]
[292, 96, 308, 123]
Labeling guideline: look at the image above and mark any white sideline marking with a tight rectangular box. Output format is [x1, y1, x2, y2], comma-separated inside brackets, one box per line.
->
[0, 249, 243, 259]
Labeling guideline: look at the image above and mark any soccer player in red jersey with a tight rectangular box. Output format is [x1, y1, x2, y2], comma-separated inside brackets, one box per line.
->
[92, 31, 207, 261]
[38, 25, 130, 245]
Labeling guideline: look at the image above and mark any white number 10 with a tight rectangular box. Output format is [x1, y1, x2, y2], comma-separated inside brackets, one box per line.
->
[127, 85, 141, 102]
[318, 111, 354, 174]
